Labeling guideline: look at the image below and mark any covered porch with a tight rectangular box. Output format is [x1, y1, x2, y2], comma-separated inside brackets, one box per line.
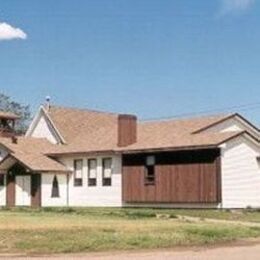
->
[0, 148, 70, 207]
[0, 156, 42, 207]
[6, 163, 41, 207]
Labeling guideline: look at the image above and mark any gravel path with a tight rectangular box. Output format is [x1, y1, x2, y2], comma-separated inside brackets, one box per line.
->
[2, 241, 260, 260]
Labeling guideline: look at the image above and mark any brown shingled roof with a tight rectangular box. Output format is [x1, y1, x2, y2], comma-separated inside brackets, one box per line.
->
[0, 137, 68, 172]
[140, 114, 233, 135]
[0, 106, 253, 171]
[44, 108, 241, 155]
[46, 106, 119, 144]
[117, 131, 244, 153]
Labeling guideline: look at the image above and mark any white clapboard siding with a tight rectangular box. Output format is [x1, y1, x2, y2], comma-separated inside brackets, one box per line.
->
[30, 114, 58, 144]
[59, 155, 122, 207]
[221, 136, 260, 208]
[0, 145, 8, 162]
[0, 175, 6, 206]
[0, 146, 8, 206]
[41, 174, 68, 207]
[15, 175, 31, 206]
[207, 118, 244, 132]
[202, 117, 259, 138]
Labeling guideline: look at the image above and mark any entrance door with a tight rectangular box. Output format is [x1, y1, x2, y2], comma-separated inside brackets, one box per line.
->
[15, 176, 31, 206]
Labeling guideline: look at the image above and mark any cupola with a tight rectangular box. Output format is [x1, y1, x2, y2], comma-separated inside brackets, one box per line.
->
[0, 111, 20, 137]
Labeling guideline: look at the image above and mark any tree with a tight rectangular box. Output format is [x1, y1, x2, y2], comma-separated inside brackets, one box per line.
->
[0, 93, 31, 134]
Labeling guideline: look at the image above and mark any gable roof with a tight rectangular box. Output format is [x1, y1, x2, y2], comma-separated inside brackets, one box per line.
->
[192, 113, 260, 134]
[1, 105, 258, 172]
[46, 105, 119, 145]
[116, 114, 248, 153]
[34, 105, 120, 154]
[118, 131, 254, 153]
[25, 106, 66, 144]
[0, 137, 69, 172]
[140, 113, 233, 136]
[13, 105, 260, 157]
[44, 110, 256, 155]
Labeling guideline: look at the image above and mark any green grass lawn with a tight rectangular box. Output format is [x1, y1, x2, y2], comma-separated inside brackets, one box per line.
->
[0, 207, 260, 255]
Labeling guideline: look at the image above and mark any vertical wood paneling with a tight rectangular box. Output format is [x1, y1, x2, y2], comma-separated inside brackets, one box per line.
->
[122, 149, 221, 203]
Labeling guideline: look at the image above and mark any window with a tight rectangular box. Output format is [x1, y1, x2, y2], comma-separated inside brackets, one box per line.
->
[88, 159, 97, 186]
[145, 155, 155, 185]
[0, 175, 4, 186]
[51, 175, 60, 198]
[74, 159, 83, 186]
[102, 158, 112, 186]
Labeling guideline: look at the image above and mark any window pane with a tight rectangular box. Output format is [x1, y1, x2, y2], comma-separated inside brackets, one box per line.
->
[75, 160, 83, 179]
[103, 178, 111, 186]
[74, 159, 83, 186]
[89, 159, 96, 169]
[88, 178, 96, 186]
[145, 156, 156, 185]
[102, 158, 112, 186]
[88, 159, 97, 187]
[89, 169, 96, 178]
[104, 169, 111, 178]
[104, 158, 112, 169]
[89, 159, 97, 178]
[74, 178, 83, 186]
[51, 175, 60, 198]
[145, 165, 155, 185]
[146, 155, 155, 166]
[103, 158, 112, 178]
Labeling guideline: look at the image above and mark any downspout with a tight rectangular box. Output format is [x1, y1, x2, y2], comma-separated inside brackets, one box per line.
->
[66, 173, 69, 206]
[218, 145, 225, 210]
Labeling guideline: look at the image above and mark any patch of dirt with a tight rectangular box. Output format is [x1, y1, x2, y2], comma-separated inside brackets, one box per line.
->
[2, 238, 260, 259]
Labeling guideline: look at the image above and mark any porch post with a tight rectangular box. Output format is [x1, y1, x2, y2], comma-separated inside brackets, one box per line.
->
[31, 174, 41, 207]
[6, 173, 15, 207]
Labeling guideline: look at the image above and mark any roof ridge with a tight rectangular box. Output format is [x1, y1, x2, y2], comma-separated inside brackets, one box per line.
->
[140, 113, 234, 124]
[48, 104, 119, 116]
[193, 130, 244, 136]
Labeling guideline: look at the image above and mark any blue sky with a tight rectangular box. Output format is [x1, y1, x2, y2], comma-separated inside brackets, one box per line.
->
[0, 0, 260, 123]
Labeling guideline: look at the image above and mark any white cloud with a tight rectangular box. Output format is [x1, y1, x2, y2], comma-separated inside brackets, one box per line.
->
[0, 22, 27, 41]
[219, 0, 255, 15]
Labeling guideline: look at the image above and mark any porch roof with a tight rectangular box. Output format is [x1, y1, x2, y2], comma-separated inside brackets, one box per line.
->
[0, 137, 69, 173]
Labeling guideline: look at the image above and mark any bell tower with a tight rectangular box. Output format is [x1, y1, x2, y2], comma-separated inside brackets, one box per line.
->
[0, 111, 20, 137]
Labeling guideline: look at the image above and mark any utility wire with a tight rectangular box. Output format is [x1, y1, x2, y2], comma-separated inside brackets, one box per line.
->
[142, 101, 260, 121]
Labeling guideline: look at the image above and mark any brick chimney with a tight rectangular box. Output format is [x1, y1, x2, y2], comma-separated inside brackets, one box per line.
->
[118, 114, 137, 147]
[11, 135, 18, 144]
